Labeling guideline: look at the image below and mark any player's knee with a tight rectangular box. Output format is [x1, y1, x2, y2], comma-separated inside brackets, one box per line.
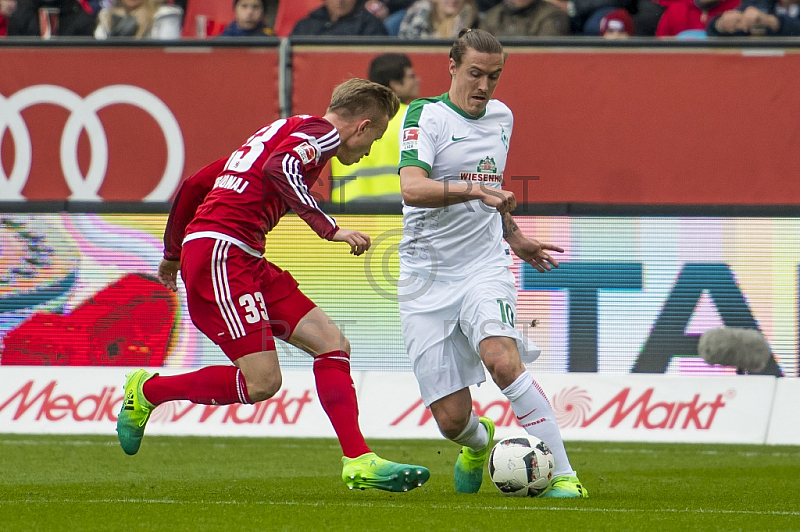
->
[305, 330, 350, 357]
[246, 372, 282, 402]
[482, 338, 523, 387]
[338, 334, 351, 356]
[486, 357, 523, 389]
[481, 336, 516, 360]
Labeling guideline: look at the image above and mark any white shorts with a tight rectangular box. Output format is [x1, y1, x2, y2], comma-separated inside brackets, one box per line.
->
[398, 266, 541, 407]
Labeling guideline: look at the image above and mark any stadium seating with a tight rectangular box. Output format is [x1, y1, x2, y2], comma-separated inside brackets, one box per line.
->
[181, 0, 234, 37]
[274, 0, 323, 36]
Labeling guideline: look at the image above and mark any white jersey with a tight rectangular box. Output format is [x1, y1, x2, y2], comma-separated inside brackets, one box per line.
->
[398, 93, 514, 280]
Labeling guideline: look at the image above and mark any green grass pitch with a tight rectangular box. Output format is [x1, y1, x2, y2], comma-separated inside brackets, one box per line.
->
[1, 435, 799, 531]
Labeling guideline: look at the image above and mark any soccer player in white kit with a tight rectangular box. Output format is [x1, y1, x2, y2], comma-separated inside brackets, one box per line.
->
[398, 28, 588, 498]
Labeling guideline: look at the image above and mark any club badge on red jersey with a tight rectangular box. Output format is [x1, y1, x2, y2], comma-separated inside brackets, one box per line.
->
[293, 142, 320, 165]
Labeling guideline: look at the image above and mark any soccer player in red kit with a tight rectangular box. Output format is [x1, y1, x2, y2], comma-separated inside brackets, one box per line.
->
[116, 78, 430, 492]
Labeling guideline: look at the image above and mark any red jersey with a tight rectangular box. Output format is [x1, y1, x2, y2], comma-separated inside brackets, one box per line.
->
[163, 115, 340, 260]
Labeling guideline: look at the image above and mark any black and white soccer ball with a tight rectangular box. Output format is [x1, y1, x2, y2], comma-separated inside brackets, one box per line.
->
[488, 435, 555, 497]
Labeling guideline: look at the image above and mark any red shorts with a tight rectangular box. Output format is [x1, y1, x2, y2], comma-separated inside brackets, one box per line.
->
[180, 238, 316, 361]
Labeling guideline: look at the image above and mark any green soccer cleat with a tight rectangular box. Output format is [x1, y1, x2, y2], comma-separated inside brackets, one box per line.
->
[341, 452, 430, 492]
[539, 474, 589, 498]
[116, 369, 157, 456]
[454, 416, 495, 494]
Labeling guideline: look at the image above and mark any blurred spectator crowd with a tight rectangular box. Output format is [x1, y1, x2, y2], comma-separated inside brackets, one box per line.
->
[1, 0, 798, 40]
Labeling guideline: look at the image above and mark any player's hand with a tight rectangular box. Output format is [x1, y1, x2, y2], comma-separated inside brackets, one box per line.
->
[333, 228, 371, 256]
[157, 259, 180, 292]
[511, 238, 563, 273]
[481, 189, 517, 214]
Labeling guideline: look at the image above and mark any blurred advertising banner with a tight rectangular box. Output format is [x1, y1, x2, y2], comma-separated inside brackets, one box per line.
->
[5, 46, 800, 204]
[292, 46, 800, 204]
[0, 367, 790, 444]
[0, 213, 797, 378]
[0, 46, 280, 201]
[766, 378, 800, 445]
[364, 372, 777, 444]
[0, 366, 331, 437]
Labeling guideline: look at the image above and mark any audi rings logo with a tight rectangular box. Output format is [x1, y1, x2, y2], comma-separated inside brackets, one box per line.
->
[0, 84, 184, 201]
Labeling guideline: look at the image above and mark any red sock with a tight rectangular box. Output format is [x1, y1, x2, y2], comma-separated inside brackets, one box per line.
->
[142, 366, 251, 406]
[313, 351, 371, 458]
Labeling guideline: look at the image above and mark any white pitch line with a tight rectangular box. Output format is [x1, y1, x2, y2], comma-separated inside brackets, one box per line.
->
[0, 440, 340, 450]
[0, 439, 118, 447]
[568, 447, 800, 458]
[2, 440, 797, 458]
[0, 499, 798, 517]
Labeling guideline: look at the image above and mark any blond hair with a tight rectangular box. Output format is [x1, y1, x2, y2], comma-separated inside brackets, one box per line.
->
[327, 78, 400, 122]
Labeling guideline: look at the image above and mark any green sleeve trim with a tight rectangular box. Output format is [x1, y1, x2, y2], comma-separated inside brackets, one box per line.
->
[400, 96, 442, 176]
[402, 96, 443, 129]
[398, 158, 432, 174]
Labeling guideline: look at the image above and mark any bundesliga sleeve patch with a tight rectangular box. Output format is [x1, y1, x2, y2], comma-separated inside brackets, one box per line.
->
[293, 142, 319, 165]
[401, 128, 419, 151]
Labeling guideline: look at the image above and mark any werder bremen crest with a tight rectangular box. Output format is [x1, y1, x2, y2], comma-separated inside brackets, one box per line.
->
[500, 124, 509, 151]
[461, 155, 503, 183]
[477, 156, 497, 174]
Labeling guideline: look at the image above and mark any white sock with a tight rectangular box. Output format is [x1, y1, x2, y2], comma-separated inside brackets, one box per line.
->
[450, 413, 488, 451]
[501, 372, 575, 477]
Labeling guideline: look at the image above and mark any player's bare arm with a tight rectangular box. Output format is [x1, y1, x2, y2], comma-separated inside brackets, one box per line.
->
[400, 166, 516, 212]
[502, 212, 563, 273]
[332, 228, 371, 256]
[157, 258, 180, 292]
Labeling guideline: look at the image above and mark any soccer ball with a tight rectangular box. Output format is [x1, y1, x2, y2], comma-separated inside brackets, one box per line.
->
[488, 435, 555, 497]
